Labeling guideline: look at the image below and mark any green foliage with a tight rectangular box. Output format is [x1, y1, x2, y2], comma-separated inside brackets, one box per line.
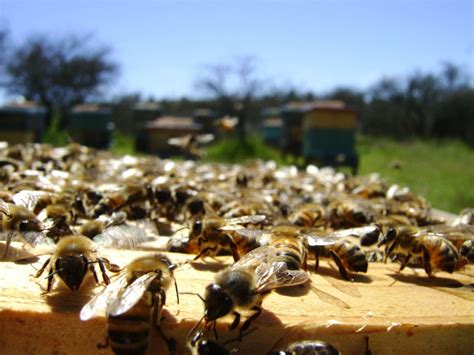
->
[110, 131, 136, 155]
[358, 136, 474, 213]
[42, 112, 69, 146]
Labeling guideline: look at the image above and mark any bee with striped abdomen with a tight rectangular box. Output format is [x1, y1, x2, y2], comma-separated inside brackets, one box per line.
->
[80, 253, 178, 355]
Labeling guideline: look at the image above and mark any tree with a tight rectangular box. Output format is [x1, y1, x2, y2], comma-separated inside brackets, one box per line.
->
[195, 56, 263, 142]
[3, 34, 118, 127]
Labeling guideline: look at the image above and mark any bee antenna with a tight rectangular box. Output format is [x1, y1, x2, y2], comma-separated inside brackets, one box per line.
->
[179, 292, 206, 303]
[45, 268, 64, 279]
[173, 275, 180, 304]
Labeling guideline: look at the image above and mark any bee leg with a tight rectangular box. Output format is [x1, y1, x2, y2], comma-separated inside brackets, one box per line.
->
[384, 243, 396, 263]
[225, 235, 240, 262]
[99, 257, 121, 272]
[364, 336, 371, 355]
[194, 247, 217, 260]
[97, 258, 111, 285]
[329, 250, 352, 281]
[229, 311, 241, 330]
[34, 257, 50, 278]
[314, 247, 321, 273]
[399, 254, 411, 272]
[96, 336, 109, 349]
[2, 231, 15, 258]
[43, 267, 54, 294]
[239, 306, 262, 341]
[89, 263, 100, 284]
[421, 246, 433, 277]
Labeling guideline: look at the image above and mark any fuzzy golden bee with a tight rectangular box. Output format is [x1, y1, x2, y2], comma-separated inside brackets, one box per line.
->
[80, 253, 178, 354]
[34, 235, 119, 293]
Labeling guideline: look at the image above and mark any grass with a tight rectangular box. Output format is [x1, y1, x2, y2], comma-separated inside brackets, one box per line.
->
[357, 136, 474, 214]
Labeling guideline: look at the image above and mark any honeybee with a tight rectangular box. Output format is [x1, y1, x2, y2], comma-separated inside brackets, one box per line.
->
[39, 204, 75, 241]
[459, 240, 474, 263]
[214, 115, 239, 133]
[186, 215, 266, 261]
[288, 203, 326, 229]
[81, 212, 148, 249]
[310, 238, 369, 281]
[269, 340, 340, 355]
[168, 133, 215, 159]
[190, 245, 309, 340]
[34, 235, 120, 293]
[0, 199, 44, 258]
[257, 225, 309, 271]
[378, 227, 464, 276]
[80, 254, 178, 354]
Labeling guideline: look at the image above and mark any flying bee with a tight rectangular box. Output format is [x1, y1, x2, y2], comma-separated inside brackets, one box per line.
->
[185, 215, 267, 262]
[0, 199, 45, 258]
[167, 133, 215, 159]
[80, 254, 178, 355]
[288, 203, 326, 229]
[269, 340, 340, 355]
[378, 226, 465, 276]
[190, 245, 309, 341]
[34, 235, 120, 293]
[214, 115, 239, 133]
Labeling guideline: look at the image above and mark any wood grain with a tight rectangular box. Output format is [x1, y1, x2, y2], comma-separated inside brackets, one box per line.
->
[0, 247, 473, 355]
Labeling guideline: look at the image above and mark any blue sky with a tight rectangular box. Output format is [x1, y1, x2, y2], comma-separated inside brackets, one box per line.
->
[1, 0, 473, 101]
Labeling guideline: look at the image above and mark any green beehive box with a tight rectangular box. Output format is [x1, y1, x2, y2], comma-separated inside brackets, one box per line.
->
[67, 105, 113, 149]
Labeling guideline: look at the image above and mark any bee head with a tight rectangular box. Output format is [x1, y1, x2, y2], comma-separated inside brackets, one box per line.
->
[55, 255, 89, 291]
[195, 339, 230, 355]
[190, 220, 203, 238]
[18, 219, 42, 232]
[204, 284, 233, 321]
[377, 226, 397, 247]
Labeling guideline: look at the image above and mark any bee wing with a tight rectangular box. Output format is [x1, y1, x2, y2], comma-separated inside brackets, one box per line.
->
[219, 215, 267, 228]
[93, 225, 148, 249]
[231, 228, 266, 240]
[196, 134, 215, 144]
[12, 190, 49, 211]
[167, 136, 187, 146]
[23, 231, 54, 248]
[80, 273, 129, 321]
[108, 272, 157, 316]
[231, 245, 278, 270]
[305, 234, 337, 247]
[331, 225, 379, 238]
[255, 261, 309, 293]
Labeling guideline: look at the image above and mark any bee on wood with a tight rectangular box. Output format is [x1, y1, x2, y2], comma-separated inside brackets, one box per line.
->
[307, 230, 369, 281]
[459, 240, 474, 263]
[257, 225, 309, 271]
[288, 203, 326, 229]
[269, 340, 340, 355]
[0, 199, 44, 258]
[80, 254, 178, 355]
[39, 204, 75, 242]
[378, 227, 465, 276]
[190, 245, 309, 341]
[183, 215, 267, 262]
[34, 235, 120, 293]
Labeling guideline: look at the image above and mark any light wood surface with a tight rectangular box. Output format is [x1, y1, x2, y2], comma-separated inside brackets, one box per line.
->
[0, 247, 473, 355]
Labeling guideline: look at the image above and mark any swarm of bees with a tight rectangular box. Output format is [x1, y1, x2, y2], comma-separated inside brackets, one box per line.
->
[0, 142, 472, 354]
